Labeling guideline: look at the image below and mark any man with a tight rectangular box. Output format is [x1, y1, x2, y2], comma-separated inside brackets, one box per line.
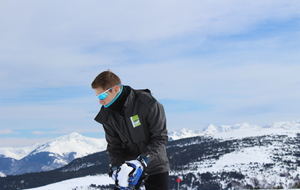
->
[91, 70, 170, 190]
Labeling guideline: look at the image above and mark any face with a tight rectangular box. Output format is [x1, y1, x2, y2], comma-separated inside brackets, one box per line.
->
[94, 85, 120, 106]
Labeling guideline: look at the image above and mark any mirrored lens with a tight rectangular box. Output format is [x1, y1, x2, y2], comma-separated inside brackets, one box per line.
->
[98, 92, 108, 100]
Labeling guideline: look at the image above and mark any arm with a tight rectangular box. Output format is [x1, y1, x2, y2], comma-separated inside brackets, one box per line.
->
[123, 101, 168, 185]
[141, 101, 168, 163]
[103, 123, 125, 168]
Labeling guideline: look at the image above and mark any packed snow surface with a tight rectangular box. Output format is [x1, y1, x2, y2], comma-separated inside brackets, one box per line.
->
[25, 175, 113, 190]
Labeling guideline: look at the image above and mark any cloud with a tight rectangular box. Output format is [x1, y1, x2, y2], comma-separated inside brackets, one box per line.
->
[1, 0, 300, 146]
[0, 130, 18, 135]
[1, 1, 300, 92]
[0, 137, 50, 148]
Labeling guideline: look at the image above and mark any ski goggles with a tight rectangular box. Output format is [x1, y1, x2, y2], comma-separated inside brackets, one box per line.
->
[97, 83, 121, 100]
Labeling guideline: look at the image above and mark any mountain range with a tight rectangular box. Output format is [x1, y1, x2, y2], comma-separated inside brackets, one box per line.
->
[0, 126, 207, 176]
[0, 132, 107, 175]
[1, 121, 300, 176]
[1, 120, 300, 189]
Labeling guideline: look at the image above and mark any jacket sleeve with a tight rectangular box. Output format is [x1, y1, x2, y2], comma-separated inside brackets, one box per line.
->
[141, 101, 168, 163]
[102, 123, 125, 167]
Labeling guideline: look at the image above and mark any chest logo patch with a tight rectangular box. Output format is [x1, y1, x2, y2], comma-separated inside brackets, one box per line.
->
[130, 115, 141, 128]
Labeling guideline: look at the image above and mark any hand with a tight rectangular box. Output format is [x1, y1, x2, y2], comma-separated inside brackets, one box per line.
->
[125, 155, 148, 186]
[109, 166, 118, 182]
[111, 163, 135, 189]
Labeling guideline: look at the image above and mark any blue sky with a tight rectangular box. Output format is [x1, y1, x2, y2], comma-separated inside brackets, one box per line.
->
[1, 0, 300, 147]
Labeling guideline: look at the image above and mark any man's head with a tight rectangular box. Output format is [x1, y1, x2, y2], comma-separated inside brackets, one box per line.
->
[91, 70, 122, 106]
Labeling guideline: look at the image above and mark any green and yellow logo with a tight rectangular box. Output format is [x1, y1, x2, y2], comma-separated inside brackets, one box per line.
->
[130, 115, 141, 128]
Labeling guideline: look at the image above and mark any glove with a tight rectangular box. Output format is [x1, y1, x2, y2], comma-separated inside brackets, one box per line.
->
[111, 163, 135, 189]
[125, 155, 148, 186]
[109, 166, 118, 181]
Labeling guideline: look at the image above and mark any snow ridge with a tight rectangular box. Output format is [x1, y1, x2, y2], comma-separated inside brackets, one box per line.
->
[28, 132, 107, 159]
[168, 128, 203, 141]
[169, 120, 300, 140]
[0, 132, 107, 161]
[0, 172, 6, 177]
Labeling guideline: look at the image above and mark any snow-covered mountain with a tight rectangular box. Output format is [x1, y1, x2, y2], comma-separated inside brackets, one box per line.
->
[16, 122, 300, 190]
[167, 121, 300, 142]
[21, 132, 107, 170]
[0, 132, 107, 175]
[171, 121, 300, 138]
[2, 121, 300, 189]
[203, 122, 261, 134]
[2, 120, 300, 176]
[168, 128, 203, 140]
[2, 120, 298, 161]
[0, 132, 107, 160]
[0, 172, 6, 177]
[266, 120, 300, 129]
[2, 120, 300, 189]
[23, 132, 107, 162]
[0, 143, 42, 160]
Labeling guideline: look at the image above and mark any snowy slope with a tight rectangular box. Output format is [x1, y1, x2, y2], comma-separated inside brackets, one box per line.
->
[2, 120, 300, 189]
[168, 121, 300, 141]
[267, 120, 300, 129]
[203, 122, 262, 134]
[168, 123, 300, 189]
[2, 120, 299, 161]
[27, 132, 107, 160]
[0, 172, 6, 177]
[168, 128, 203, 140]
[0, 132, 108, 175]
[3, 120, 300, 189]
[25, 175, 113, 190]
[212, 127, 299, 140]
[23, 122, 300, 189]
[18, 132, 108, 171]
[0, 132, 107, 160]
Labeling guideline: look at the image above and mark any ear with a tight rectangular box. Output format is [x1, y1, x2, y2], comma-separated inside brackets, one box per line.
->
[113, 85, 120, 93]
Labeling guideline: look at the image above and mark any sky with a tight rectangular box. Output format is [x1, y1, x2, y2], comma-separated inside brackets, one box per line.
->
[1, 0, 300, 147]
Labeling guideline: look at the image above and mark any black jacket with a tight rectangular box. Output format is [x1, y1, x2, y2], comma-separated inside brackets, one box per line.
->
[95, 86, 170, 175]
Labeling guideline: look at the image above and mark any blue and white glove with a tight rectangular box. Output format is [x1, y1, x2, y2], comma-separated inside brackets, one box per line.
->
[111, 164, 135, 189]
[110, 166, 118, 181]
[125, 155, 148, 186]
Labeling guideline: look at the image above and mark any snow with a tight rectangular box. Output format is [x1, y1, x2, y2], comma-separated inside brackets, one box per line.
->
[0, 172, 6, 177]
[2, 120, 300, 161]
[0, 144, 40, 160]
[25, 175, 114, 190]
[30, 132, 107, 159]
[268, 121, 300, 129]
[211, 127, 300, 140]
[168, 128, 203, 140]
[197, 146, 274, 173]
[169, 123, 300, 189]
[0, 132, 107, 161]
[117, 164, 133, 187]
[3, 120, 300, 189]
[203, 124, 219, 134]
[168, 121, 300, 141]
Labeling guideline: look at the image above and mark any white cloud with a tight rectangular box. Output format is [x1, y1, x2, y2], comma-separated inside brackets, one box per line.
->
[1, 0, 300, 91]
[0, 137, 50, 148]
[1, 0, 300, 146]
[0, 130, 18, 135]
